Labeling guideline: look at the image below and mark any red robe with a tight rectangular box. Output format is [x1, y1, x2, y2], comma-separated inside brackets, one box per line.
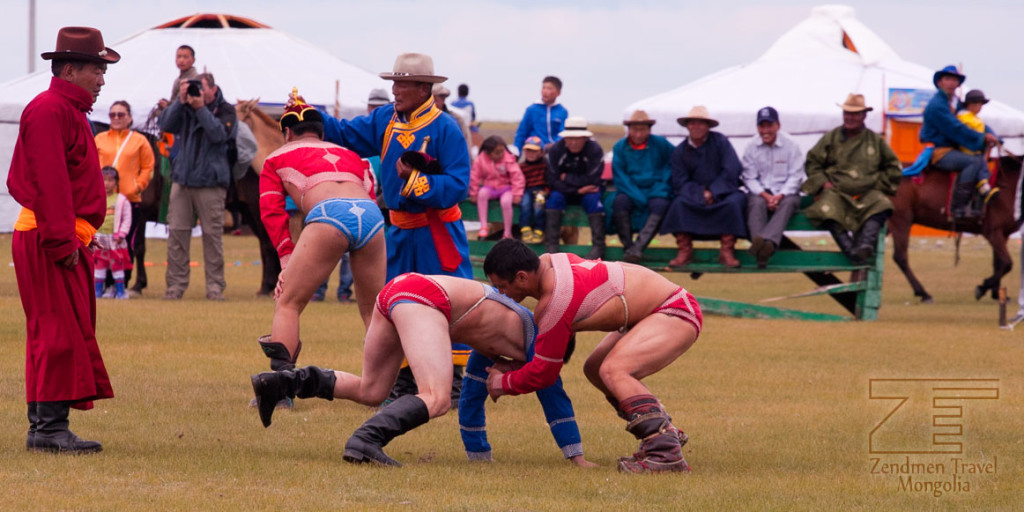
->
[7, 77, 113, 409]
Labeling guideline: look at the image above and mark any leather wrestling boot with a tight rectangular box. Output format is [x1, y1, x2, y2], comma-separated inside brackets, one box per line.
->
[543, 210, 563, 254]
[613, 209, 634, 252]
[585, 212, 607, 260]
[250, 335, 303, 409]
[251, 366, 337, 428]
[756, 240, 775, 269]
[668, 233, 694, 266]
[718, 234, 740, 268]
[616, 395, 690, 473]
[343, 395, 430, 467]
[26, 402, 38, 451]
[31, 401, 102, 454]
[623, 214, 663, 263]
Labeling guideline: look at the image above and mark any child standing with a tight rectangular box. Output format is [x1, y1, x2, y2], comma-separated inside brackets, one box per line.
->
[518, 136, 549, 243]
[469, 136, 525, 240]
[93, 167, 133, 299]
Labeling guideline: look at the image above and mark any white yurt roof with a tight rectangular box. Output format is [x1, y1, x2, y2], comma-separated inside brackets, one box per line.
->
[0, 13, 391, 231]
[625, 5, 1024, 154]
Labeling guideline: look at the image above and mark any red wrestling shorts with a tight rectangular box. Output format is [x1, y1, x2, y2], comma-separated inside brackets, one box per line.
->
[375, 273, 453, 324]
[651, 287, 703, 337]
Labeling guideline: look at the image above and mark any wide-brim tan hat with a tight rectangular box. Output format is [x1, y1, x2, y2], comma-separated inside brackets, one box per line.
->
[41, 26, 120, 64]
[379, 53, 447, 83]
[676, 105, 719, 128]
[558, 117, 593, 138]
[838, 93, 873, 113]
[431, 83, 451, 97]
[623, 110, 656, 126]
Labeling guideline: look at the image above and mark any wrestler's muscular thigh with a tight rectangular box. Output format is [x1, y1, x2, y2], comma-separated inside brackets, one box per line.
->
[391, 303, 455, 418]
[596, 315, 698, 400]
[348, 232, 386, 329]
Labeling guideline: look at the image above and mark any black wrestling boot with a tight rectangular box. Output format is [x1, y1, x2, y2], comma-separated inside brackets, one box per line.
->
[543, 210, 563, 254]
[623, 214, 662, 263]
[384, 366, 419, 406]
[26, 402, 38, 451]
[343, 395, 430, 467]
[32, 401, 102, 454]
[585, 212, 607, 260]
[613, 209, 634, 252]
[251, 366, 336, 428]
[825, 220, 859, 263]
[258, 335, 301, 371]
[851, 216, 885, 264]
[450, 365, 464, 409]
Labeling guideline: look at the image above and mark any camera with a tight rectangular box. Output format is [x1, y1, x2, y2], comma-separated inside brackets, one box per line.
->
[186, 80, 202, 98]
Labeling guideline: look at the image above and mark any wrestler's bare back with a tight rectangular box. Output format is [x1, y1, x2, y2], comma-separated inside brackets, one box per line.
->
[534, 255, 681, 333]
[427, 275, 528, 363]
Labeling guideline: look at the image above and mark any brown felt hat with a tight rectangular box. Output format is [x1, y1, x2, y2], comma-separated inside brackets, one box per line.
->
[41, 27, 120, 64]
[379, 53, 447, 83]
[838, 93, 873, 113]
[623, 110, 656, 126]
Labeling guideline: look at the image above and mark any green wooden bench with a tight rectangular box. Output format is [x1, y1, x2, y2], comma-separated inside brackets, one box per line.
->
[461, 196, 884, 322]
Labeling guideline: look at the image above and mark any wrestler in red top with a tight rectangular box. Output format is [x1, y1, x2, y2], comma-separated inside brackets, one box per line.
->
[483, 239, 702, 473]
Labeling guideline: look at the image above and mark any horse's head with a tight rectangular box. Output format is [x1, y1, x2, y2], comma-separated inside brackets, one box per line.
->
[234, 99, 285, 175]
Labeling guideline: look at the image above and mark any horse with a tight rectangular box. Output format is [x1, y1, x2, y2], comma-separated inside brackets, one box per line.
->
[889, 154, 1023, 303]
[234, 99, 286, 296]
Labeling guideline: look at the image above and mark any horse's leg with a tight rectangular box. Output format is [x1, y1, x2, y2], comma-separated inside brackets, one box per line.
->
[888, 209, 933, 303]
[237, 169, 281, 296]
[976, 230, 1012, 301]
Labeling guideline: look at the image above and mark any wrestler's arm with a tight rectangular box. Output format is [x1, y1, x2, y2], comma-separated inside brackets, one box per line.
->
[258, 157, 295, 261]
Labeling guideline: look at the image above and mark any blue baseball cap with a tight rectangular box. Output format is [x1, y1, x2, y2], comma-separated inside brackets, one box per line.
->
[756, 106, 779, 125]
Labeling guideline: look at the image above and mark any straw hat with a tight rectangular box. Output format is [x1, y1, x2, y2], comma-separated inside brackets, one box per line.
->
[838, 93, 873, 113]
[676, 106, 719, 128]
[367, 88, 390, 106]
[558, 117, 593, 138]
[431, 83, 451, 97]
[41, 26, 120, 64]
[623, 110, 656, 126]
[379, 53, 447, 83]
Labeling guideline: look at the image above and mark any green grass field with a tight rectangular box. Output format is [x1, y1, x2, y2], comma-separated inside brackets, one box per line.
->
[0, 232, 1021, 511]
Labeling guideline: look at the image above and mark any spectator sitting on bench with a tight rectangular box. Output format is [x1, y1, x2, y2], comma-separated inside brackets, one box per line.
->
[661, 106, 746, 268]
[518, 136, 549, 244]
[544, 117, 606, 259]
[802, 94, 901, 265]
[611, 110, 673, 263]
[470, 135, 524, 240]
[740, 106, 805, 269]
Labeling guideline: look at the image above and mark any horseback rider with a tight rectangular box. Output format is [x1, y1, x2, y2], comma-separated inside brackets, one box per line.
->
[919, 65, 1000, 219]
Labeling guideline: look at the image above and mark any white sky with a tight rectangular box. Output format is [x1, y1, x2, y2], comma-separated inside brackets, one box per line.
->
[2, 0, 1021, 123]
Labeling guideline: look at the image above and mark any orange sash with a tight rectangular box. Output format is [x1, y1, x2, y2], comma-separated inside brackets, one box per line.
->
[13, 208, 97, 247]
[389, 206, 463, 272]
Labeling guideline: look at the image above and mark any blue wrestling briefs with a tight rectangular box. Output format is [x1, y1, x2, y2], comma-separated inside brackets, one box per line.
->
[304, 198, 385, 250]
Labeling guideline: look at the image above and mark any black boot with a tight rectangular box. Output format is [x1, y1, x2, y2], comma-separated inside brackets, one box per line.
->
[32, 401, 103, 454]
[543, 209, 563, 254]
[343, 394, 430, 467]
[251, 366, 337, 428]
[851, 216, 884, 264]
[613, 209, 634, 252]
[616, 395, 689, 473]
[385, 366, 419, 406]
[258, 335, 301, 371]
[623, 214, 662, 263]
[26, 402, 38, 451]
[825, 221, 858, 263]
[950, 182, 974, 219]
[450, 365, 464, 409]
[585, 212, 606, 260]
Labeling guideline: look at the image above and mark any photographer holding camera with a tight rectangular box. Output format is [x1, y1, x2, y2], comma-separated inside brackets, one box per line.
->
[158, 72, 237, 300]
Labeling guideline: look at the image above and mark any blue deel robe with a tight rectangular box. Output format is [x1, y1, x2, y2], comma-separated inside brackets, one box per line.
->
[660, 131, 747, 238]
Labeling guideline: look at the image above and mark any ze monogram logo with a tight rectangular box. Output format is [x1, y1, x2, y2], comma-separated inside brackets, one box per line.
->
[868, 379, 999, 454]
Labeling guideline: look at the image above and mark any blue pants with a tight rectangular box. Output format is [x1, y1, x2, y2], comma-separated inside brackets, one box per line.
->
[934, 150, 990, 185]
[459, 348, 583, 460]
[519, 186, 547, 230]
[547, 190, 604, 214]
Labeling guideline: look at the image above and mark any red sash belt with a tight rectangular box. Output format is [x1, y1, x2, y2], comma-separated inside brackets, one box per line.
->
[389, 205, 463, 272]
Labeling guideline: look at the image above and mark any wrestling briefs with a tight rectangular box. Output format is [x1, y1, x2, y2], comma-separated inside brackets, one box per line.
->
[304, 198, 385, 250]
[375, 273, 452, 323]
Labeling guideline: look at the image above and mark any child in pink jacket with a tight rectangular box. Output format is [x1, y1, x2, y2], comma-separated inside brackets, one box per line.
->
[93, 167, 133, 299]
[470, 135, 525, 239]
